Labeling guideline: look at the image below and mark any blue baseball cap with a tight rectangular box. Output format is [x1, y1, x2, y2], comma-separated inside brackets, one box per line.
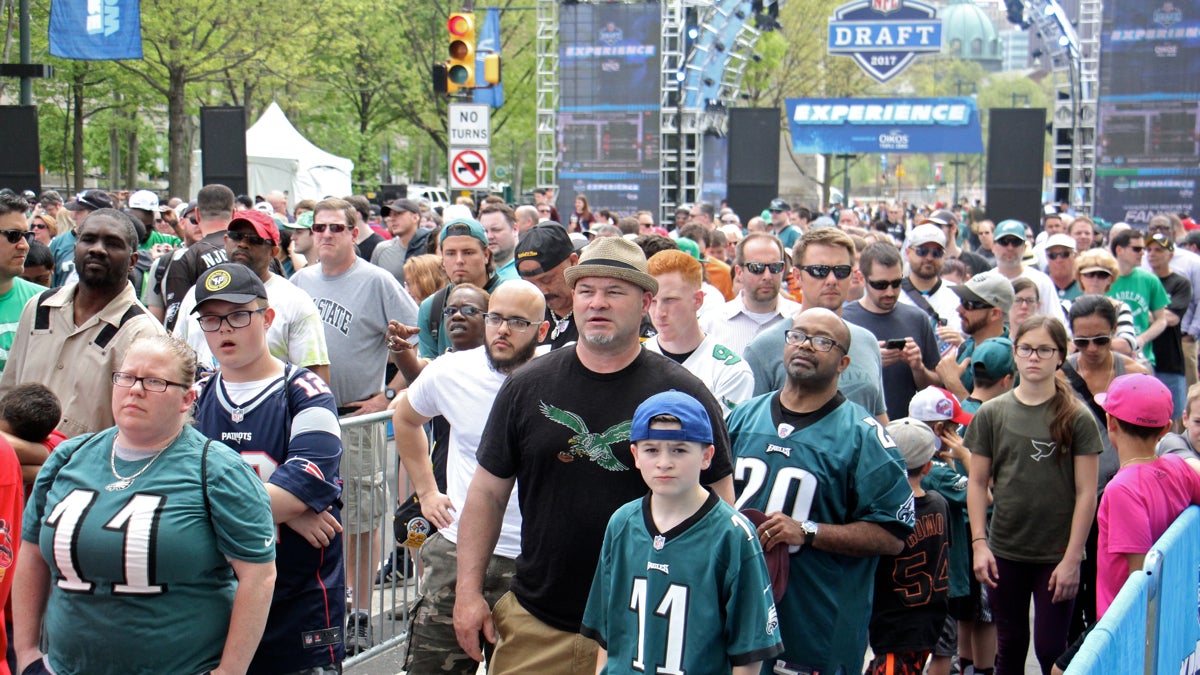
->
[631, 390, 713, 444]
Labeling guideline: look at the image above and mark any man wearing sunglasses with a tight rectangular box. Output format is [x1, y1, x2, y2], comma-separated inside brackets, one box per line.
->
[936, 273, 1014, 401]
[172, 210, 330, 385]
[293, 197, 421, 650]
[0, 192, 45, 377]
[845, 242, 943, 420]
[1143, 214, 1200, 390]
[1042, 233, 1082, 301]
[1108, 227, 1168, 367]
[983, 219, 1063, 322]
[899, 223, 965, 340]
[1, 208, 166, 437]
[162, 184, 236, 331]
[699, 232, 800, 357]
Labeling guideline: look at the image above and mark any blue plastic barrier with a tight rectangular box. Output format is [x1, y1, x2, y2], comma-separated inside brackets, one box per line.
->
[1064, 505, 1200, 675]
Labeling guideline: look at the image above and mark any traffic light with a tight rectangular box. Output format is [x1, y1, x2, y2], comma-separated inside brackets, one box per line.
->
[482, 53, 501, 86]
[446, 12, 476, 94]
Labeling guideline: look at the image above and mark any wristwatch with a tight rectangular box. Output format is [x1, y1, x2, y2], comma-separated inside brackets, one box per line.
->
[384, 388, 397, 401]
[800, 520, 819, 546]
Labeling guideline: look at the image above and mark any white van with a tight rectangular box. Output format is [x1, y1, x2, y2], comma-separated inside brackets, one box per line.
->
[407, 185, 450, 212]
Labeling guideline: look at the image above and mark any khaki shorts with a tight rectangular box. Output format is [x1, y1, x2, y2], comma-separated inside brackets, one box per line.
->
[340, 421, 387, 535]
[490, 592, 598, 675]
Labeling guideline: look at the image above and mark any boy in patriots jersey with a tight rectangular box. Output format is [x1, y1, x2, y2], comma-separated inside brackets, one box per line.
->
[582, 390, 782, 675]
[191, 263, 346, 674]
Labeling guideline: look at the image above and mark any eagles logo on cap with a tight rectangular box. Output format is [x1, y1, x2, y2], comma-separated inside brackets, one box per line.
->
[204, 269, 232, 292]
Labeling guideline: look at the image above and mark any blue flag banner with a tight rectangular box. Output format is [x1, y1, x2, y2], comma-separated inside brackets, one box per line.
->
[785, 96, 983, 154]
[49, 0, 143, 60]
[474, 8, 504, 109]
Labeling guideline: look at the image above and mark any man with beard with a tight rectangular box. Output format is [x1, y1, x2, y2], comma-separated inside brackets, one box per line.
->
[453, 237, 734, 675]
[898, 223, 964, 339]
[392, 280, 548, 674]
[699, 232, 800, 356]
[0, 209, 165, 437]
[936, 272, 1014, 401]
[172, 210, 330, 383]
[730, 307, 913, 674]
[51, 189, 114, 286]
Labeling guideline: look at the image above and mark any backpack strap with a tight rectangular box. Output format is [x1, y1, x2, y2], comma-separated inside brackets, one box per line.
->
[901, 278, 942, 325]
[32, 288, 59, 331]
[428, 284, 451, 344]
[200, 439, 214, 522]
[93, 304, 148, 350]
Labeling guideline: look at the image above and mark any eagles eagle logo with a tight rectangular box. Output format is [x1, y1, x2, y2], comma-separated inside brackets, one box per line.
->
[539, 402, 630, 471]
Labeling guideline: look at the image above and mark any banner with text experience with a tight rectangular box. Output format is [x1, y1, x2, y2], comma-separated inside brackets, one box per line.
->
[50, 0, 143, 60]
[786, 97, 982, 155]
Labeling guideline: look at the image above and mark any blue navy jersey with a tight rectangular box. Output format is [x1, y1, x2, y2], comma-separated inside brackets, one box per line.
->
[729, 391, 915, 674]
[194, 364, 346, 673]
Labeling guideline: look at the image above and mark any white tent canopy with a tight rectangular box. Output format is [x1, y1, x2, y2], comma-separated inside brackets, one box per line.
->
[245, 102, 353, 203]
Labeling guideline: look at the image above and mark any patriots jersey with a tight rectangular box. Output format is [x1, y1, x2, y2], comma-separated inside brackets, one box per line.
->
[194, 364, 346, 673]
[729, 392, 915, 674]
[582, 492, 783, 674]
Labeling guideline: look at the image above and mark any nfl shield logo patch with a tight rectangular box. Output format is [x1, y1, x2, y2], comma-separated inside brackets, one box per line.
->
[872, 0, 900, 14]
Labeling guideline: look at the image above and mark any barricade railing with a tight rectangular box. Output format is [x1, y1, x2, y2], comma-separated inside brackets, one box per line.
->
[339, 409, 420, 667]
[1064, 505, 1200, 675]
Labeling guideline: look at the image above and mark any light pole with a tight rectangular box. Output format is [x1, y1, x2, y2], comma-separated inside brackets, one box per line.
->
[953, 79, 977, 205]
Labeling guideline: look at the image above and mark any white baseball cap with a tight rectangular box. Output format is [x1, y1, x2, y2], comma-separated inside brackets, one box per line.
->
[128, 190, 159, 212]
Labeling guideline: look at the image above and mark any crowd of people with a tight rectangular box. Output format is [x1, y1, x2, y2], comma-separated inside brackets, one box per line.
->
[0, 181, 1199, 675]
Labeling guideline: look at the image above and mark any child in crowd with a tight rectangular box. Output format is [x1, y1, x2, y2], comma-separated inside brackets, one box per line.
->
[1053, 374, 1200, 672]
[1156, 381, 1200, 461]
[582, 390, 783, 674]
[0, 383, 65, 486]
[866, 417, 952, 675]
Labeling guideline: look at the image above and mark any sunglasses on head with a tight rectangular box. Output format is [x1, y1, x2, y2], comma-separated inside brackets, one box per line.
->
[228, 230, 273, 246]
[800, 264, 853, 280]
[0, 230, 34, 245]
[866, 278, 903, 290]
[741, 261, 785, 275]
[1072, 335, 1112, 348]
[311, 222, 349, 234]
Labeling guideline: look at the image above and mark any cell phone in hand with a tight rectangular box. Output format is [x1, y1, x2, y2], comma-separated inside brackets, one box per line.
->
[886, 339, 907, 350]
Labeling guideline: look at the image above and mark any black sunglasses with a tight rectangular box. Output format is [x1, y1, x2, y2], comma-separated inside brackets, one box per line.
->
[1072, 335, 1112, 348]
[741, 261, 785, 275]
[1046, 251, 1073, 261]
[0, 230, 34, 245]
[960, 299, 994, 311]
[1081, 270, 1112, 280]
[800, 264, 853, 280]
[228, 230, 274, 246]
[912, 246, 944, 258]
[866, 278, 903, 290]
[996, 237, 1025, 248]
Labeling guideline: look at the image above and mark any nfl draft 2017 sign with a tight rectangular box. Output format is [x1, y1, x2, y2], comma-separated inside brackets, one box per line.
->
[828, 0, 942, 83]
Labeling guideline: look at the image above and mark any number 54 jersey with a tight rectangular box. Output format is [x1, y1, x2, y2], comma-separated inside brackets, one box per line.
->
[728, 392, 915, 674]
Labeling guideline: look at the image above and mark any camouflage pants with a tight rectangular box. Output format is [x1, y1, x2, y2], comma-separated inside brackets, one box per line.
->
[405, 532, 516, 674]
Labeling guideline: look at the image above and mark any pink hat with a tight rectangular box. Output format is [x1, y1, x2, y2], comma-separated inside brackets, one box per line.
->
[1095, 374, 1173, 427]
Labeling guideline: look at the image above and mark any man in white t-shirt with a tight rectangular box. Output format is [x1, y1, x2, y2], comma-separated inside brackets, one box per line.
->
[644, 249, 753, 417]
[698, 232, 800, 356]
[172, 210, 330, 383]
[391, 280, 548, 673]
[985, 219, 1064, 323]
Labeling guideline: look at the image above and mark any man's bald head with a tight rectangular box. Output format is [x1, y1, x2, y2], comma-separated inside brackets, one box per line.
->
[793, 307, 851, 350]
[490, 278, 547, 319]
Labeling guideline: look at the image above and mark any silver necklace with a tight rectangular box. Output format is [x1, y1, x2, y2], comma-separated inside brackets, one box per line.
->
[550, 309, 572, 340]
[107, 442, 169, 491]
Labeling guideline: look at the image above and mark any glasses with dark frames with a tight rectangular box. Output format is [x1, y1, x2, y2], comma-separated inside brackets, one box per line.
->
[800, 264, 853, 280]
[866, 278, 903, 290]
[784, 329, 847, 353]
[112, 372, 190, 393]
[311, 222, 349, 234]
[443, 305, 485, 319]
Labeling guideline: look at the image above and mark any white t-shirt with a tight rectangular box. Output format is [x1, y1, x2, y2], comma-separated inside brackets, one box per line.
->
[406, 346, 522, 558]
[643, 333, 755, 418]
[174, 273, 331, 372]
[898, 279, 963, 336]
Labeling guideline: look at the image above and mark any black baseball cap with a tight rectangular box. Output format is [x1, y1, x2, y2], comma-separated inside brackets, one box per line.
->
[381, 198, 420, 217]
[193, 263, 267, 309]
[769, 198, 791, 212]
[515, 222, 574, 277]
[65, 189, 114, 212]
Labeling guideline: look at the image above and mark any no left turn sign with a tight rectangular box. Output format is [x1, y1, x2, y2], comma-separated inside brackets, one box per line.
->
[449, 147, 489, 190]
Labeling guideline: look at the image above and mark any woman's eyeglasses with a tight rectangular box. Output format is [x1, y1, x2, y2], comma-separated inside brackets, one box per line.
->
[112, 372, 190, 393]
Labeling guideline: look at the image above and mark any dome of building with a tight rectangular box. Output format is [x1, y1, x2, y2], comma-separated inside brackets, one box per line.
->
[942, 0, 1002, 71]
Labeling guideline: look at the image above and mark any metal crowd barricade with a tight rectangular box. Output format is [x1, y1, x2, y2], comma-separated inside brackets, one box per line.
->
[1065, 505, 1200, 675]
[339, 409, 422, 667]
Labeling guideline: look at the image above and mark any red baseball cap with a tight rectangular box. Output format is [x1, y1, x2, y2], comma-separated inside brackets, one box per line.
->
[229, 209, 280, 245]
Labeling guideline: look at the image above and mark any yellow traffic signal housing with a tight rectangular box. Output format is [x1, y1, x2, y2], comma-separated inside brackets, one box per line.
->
[446, 12, 476, 94]
[482, 53, 501, 86]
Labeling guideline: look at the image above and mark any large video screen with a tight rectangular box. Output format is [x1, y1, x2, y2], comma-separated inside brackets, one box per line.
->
[1095, 0, 1200, 225]
[557, 3, 661, 218]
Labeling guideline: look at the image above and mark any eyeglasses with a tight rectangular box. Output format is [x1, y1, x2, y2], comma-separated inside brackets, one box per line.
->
[443, 304, 484, 319]
[0, 229, 34, 245]
[784, 329, 847, 353]
[1013, 297, 1039, 306]
[1015, 344, 1058, 359]
[1081, 270, 1112, 280]
[800, 264, 853, 280]
[1072, 335, 1112, 348]
[311, 222, 349, 234]
[537, 208, 552, 214]
[1046, 251, 1073, 261]
[742, 261, 785, 275]
[112, 371, 190, 393]
[960, 299, 994, 311]
[196, 308, 267, 332]
[866, 278, 903, 290]
[1128, 246, 1145, 253]
[912, 246, 944, 258]
[228, 230, 274, 246]
[996, 237, 1025, 248]
[484, 313, 535, 332]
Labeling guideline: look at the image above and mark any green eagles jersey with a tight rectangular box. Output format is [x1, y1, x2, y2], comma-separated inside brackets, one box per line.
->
[582, 493, 783, 673]
[22, 427, 274, 675]
[729, 392, 915, 673]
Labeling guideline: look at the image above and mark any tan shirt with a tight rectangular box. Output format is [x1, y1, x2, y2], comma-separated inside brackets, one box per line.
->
[0, 282, 166, 438]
